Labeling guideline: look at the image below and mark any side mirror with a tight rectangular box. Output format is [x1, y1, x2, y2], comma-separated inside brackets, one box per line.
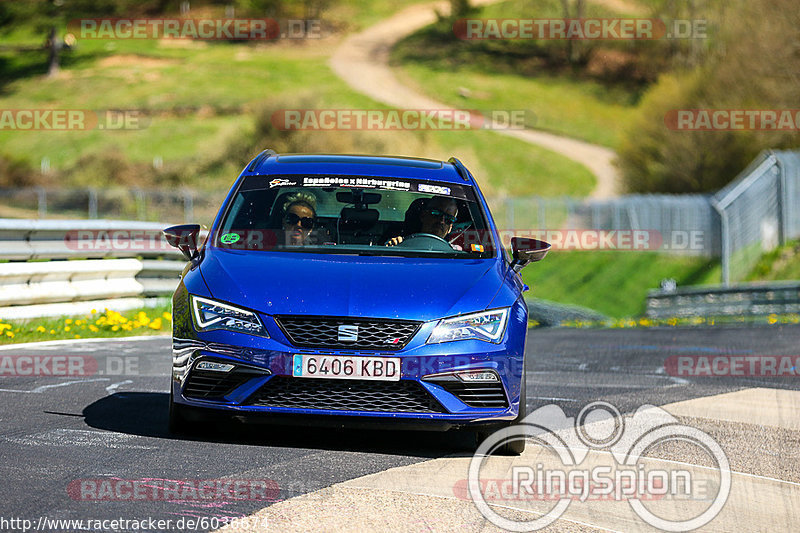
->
[163, 224, 201, 261]
[510, 237, 550, 273]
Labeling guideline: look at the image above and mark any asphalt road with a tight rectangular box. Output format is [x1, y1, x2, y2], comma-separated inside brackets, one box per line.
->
[0, 325, 798, 532]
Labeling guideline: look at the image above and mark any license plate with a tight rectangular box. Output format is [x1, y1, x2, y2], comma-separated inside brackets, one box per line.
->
[292, 354, 401, 381]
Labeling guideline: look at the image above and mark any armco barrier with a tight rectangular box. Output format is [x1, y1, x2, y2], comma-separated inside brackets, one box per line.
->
[0, 218, 183, 260]
[646, 281, 800, 318]
[0, 219, 187, 319]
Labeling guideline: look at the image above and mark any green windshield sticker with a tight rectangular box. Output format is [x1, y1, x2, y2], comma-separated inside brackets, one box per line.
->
[220, 233, 240, 244]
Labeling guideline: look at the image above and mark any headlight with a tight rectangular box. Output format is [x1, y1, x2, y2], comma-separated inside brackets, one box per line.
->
[427, 308, 509, 344]
[190, 295, 268, 337]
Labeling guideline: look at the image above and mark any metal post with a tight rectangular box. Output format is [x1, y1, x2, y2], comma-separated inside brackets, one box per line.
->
[88, 188, 98, 219]
[135, 189, 146, 220]
[37, 187, 47, 218]
[538, 197, 546, 230]
[506, 197, 514, 232]
[183, 191, 194, 222]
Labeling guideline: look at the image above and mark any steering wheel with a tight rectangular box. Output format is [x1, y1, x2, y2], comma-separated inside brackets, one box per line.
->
[396, 233, 455, 252]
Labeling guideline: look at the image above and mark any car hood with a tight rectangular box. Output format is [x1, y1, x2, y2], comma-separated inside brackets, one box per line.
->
[199, 249, 506, 320]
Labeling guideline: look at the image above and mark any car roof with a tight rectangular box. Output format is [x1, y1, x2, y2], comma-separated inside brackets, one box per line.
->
[245, 152, 473, 185]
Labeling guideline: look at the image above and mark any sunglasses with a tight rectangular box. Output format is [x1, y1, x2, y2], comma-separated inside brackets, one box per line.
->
[428, 209, 457, 224]
[283, 212, 315, 229]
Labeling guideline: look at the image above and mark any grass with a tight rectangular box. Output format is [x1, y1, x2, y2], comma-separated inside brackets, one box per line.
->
[523, 251, 721, 318]
[390, 0, 643, 149]
[745, 239, 800, 282]
[0, 22, 596, 196]
[394, 64, 639, 149]
[0, 305, 171, 345]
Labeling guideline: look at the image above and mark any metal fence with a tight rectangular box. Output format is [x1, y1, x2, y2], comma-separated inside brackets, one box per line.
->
[498, 149, 800, 284]
[712, 151, 800, 284]
[0, 187, 221, 226]
[498, 193, 719, 257]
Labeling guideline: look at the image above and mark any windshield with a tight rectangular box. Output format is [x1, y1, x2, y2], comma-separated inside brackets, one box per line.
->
[214, 175, 496, 258]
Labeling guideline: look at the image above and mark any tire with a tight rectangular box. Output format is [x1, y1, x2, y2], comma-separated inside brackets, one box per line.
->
[475, 370, 527, 456]
[168, 387, 191, 435]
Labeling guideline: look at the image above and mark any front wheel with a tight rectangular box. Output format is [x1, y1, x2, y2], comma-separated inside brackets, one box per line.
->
[475, 371, 527, 456]
[168, 387, 191, 435]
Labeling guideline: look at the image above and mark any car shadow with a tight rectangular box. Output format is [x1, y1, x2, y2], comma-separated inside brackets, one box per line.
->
[82, 392, 476, 459]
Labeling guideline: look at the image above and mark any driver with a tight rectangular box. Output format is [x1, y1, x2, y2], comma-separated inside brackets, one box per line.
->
[282, 192, 317, 245]
[386, 196, 458, 247]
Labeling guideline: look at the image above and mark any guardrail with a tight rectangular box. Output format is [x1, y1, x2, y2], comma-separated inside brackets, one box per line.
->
[0, 219, 187, 320]
[646, 281, 800, 318]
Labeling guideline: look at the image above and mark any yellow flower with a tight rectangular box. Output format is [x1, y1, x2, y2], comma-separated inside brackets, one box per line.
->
[89, 325, 99, 332]
[74, 334, 80, 339]
[112, 325, 119, 332]
[65, 319, 73, 325]
[149, 318, 162, 330]
[36, 326, 46, 333]
[767, 314, 778, 325]
[163, 312, 172, 322]
[5, 331, 14, 338]
[0, 323, 11, 331]
[49, 329, 55, 334]
[64, 326, 71, 332]
[91, 309, 97, 314]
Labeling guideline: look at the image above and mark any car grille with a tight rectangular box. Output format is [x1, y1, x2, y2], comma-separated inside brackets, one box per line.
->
[183, 365, 268, 400]
[436, 381, 509, 409]
[275, 316, 421, 351]
[245, 377, 445, 413]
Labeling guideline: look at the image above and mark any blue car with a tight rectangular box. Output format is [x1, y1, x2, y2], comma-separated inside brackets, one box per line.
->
[164, 151, 549, 454]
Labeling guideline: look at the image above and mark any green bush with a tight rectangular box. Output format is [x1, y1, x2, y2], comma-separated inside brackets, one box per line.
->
[617, 0, 800, 194]
[617, 72, 758, 193]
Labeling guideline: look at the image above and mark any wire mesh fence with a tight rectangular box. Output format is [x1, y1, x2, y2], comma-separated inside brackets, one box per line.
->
[0, 187, 222, 226]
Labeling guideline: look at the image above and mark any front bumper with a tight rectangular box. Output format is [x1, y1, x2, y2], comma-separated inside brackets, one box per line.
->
[172, 346, 523, 430]
[171, 285, 527, 430]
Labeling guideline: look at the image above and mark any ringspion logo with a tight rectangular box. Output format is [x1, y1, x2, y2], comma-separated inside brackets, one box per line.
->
[468, 402, 730, 531]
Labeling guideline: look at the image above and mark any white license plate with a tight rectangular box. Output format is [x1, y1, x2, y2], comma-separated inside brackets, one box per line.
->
[292, 354, 401, 381]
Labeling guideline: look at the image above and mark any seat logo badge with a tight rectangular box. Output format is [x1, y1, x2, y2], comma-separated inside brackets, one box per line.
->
[337, 325, 358, 342]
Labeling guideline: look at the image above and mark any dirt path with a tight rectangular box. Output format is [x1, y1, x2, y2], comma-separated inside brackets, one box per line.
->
[329, 0, 624, 198]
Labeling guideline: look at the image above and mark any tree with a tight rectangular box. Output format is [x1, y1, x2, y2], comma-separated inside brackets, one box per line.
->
[559, 0, 585, 64]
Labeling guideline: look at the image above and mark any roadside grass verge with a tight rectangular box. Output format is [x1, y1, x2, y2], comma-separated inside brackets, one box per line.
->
[0, 304, 171, 345]
[391, 0, 642, 149]
[745, 239, 800, 281]
[537, 312, 800, 329]
[522, 251, 722, 318]
[0, 28, 595, 196]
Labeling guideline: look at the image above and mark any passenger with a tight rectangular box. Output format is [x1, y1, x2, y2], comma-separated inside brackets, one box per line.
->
[282, 192, 317, 245]
[386, 196, 458, 246]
